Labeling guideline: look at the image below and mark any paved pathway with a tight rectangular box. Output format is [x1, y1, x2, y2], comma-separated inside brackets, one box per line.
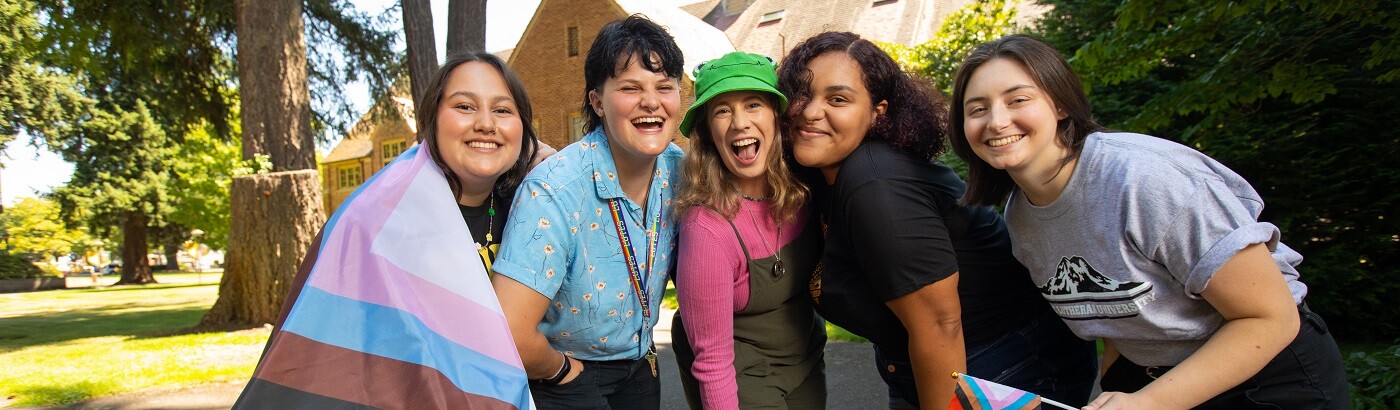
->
[43, 308, 889, 410]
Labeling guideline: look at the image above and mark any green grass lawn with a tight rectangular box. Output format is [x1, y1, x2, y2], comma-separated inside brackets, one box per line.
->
[0, 272, 269, 407]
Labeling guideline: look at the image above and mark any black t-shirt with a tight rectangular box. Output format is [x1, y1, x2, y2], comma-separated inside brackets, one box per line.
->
[811, 140, 1051, 358]
[458, 192, 512, 264]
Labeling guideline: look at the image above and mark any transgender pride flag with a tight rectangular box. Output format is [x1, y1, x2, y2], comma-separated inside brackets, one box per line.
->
[234, 145, 534, 409]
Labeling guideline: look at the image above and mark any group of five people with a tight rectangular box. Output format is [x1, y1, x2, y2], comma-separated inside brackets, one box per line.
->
[284, 14, 1349, 410]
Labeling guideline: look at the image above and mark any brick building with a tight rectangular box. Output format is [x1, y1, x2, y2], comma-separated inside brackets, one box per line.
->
[319, 0, 1045, 212]
[508, 0, 734, 149]
[318, 89, 417, 213]
[682, 0, 1046, 60]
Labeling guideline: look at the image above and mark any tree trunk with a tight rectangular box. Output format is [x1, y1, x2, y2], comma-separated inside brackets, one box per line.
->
[403, 0, 437, 105]
[446, 0, 486, 55]
[204, 0, 326, 326]
[201, 170, 323, 326]
[116, 210, 156, 285]
[163, 243, 180, 271]
[235, 0, 314, 171]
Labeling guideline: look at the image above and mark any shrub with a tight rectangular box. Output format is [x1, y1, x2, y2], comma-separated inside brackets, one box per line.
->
[0, 253, 43, 280]
[1348, 342, 1400, 409]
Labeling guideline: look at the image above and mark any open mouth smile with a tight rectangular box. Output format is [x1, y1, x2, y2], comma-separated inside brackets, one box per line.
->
[732, 137, 760, 163]
[987, 134, 1024, 147]
[631, 116, 665, 132]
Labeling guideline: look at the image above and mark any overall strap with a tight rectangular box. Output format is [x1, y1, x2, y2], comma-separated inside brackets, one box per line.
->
[723, 216, 755, 262]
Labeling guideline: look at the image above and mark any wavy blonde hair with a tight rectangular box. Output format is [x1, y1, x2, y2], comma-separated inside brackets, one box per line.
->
[675, 93, 808, 224]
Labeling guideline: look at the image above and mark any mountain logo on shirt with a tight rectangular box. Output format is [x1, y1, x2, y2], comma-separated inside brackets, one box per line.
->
[1039, 256, 1153, 320]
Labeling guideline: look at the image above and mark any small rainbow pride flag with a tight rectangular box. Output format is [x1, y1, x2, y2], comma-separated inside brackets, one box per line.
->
[233, 145, 534, 409]
[949, 372, 1074, 410]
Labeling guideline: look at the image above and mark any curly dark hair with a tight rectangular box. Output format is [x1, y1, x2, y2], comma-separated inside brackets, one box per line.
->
[776, 31, 948, 161]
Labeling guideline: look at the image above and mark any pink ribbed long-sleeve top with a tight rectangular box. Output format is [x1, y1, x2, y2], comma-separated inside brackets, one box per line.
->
[676, 199, 808, 409]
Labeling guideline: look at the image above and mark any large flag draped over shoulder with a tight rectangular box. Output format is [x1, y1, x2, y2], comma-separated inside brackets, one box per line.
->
[234, 145, 534, 410]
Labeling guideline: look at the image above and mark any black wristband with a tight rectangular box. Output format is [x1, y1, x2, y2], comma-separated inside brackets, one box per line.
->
[539, 353, 571, 386]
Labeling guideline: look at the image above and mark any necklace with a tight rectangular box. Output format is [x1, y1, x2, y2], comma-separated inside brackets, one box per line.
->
[485, 192, 496, 244]
[475, 192, 497, 270]
[740, 194, 770, 202]
[745, 205, 784, 278]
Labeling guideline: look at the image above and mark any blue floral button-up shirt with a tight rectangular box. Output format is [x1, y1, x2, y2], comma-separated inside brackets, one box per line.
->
[494, 127, 683, 361]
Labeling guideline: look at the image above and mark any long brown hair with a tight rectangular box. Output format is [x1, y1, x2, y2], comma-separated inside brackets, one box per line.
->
[416, 52, 539, 200]
[949, 34, 1103, 207]
[674, 92, 808, 225]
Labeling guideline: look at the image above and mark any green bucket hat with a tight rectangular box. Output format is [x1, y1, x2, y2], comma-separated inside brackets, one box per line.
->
[679, 51, 787, 137]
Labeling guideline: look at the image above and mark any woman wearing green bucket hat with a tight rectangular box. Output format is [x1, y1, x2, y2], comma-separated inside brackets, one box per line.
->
[671, 51, 827, 409]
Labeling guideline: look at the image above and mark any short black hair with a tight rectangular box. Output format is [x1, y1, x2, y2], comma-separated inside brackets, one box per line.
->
[580, 14, 684, 134]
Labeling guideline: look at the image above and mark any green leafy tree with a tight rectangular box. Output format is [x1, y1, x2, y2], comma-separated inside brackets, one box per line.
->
[0, 197, 87, 261]
[0, 0, 89, 147]
[878, 0, 1021, 180]
[50, 100, 177, 283]
[880, 0, 1019, 94]
[1034, 0, 1400, 340]
[16, 0, 399, 286]
[167, 120, 248, 252]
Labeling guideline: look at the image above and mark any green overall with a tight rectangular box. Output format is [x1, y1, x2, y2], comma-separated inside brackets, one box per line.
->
[673, 218, 826, 409]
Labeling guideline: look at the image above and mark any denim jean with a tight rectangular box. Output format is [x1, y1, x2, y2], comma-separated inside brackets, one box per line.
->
[529, 358, 659, 410]
[1100, 307, 1349, 409]
[877, 310, 1098, 409]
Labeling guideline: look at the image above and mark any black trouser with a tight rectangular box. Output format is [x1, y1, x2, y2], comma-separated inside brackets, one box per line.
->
[1100, 307, 1349, 409]
[528, 358, 659, 410]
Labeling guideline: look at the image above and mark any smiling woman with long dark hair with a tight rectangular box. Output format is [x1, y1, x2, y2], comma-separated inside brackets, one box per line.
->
[778, 31, 1096, 409]
[950, 33, 1349, 410]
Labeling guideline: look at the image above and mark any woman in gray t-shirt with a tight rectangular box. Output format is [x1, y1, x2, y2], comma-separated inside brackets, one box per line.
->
[949, 34, 1348, 409]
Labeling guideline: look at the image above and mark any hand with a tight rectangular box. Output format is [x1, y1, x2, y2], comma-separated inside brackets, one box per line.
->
[558, 357, 585, 385]
[529, 140, 558, 170]
[1083, 391, 1168, 410]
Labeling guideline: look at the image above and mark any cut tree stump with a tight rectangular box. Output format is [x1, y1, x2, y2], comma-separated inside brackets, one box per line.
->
[202, 169, 324, 326]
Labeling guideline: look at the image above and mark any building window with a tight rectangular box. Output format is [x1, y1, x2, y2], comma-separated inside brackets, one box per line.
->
[721, 0, 752, 16]
[759, 10, 784, 26]
[568, 26, 579, 57]
[381, 139, 407, 163]
[337, 166, 363, 190]
[569, 112, 586, 142]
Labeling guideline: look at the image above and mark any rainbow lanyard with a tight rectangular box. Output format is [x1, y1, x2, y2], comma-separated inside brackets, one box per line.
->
[606, 195, 661, 321]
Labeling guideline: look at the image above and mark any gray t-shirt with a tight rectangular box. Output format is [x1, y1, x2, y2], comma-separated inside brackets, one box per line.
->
[1005, 132, 1307, 366]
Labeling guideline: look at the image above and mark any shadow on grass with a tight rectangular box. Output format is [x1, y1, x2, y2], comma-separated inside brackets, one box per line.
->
[76, 283, 216, 294]
[23, 282, 215, 295]
[137, 321, 269, 339]
[8, 381, 104, 407]
[0, 305, 214, 349]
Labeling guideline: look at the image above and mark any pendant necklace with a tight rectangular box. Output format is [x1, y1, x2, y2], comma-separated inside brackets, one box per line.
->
[476, 192, 497, 270]
[485, 192, 496, 244]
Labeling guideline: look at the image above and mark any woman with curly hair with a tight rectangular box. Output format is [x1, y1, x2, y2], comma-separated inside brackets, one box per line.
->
[777, 31, 1096, 409]
[671, 51, 826, 409]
